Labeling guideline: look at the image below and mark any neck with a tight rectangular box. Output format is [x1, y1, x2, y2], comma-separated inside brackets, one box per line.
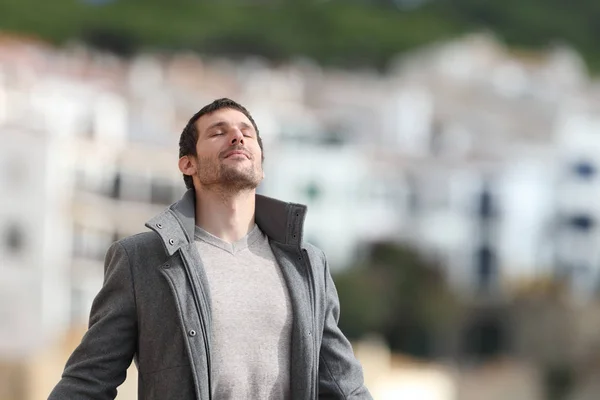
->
[194, 186, 256, 243]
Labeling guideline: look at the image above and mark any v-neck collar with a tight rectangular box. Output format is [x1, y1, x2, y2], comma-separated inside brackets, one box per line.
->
[194, 224, 262, 255]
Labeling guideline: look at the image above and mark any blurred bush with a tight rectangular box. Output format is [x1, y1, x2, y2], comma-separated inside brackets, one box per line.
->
[335, 241, 460, 359]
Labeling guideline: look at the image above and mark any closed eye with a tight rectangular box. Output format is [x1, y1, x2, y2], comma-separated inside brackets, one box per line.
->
[241, 128, 254, 138]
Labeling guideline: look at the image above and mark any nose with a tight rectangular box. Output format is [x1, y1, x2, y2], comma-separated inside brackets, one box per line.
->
[230, 128, 244, 146]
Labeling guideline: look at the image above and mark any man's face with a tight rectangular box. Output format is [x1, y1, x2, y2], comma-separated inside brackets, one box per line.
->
[191, 107, 263, 191]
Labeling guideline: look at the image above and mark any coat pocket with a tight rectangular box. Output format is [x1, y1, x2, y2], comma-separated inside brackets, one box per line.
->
[143, 364, 195, 400]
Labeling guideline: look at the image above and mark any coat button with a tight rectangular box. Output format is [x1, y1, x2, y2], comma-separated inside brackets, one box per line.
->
[188, 329, 197, 337]
[169, 239, 175, 245]
[156, 223, 163, 229]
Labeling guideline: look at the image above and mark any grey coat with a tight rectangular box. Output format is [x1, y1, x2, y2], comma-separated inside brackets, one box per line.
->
[49, 189, 372, 400]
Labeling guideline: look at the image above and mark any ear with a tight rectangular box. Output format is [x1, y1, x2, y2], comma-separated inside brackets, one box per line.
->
[178, 155, 197, 177]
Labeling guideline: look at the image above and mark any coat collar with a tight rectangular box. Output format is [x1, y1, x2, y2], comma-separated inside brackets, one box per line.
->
[145, 189, 308, 256]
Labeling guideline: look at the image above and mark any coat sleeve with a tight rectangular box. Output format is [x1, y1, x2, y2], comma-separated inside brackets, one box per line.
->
[48, 241, 138, 400]
[318, 250, 373, 399]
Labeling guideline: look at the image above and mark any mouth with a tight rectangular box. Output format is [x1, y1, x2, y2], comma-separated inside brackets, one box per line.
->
[224, 150, 250, 159]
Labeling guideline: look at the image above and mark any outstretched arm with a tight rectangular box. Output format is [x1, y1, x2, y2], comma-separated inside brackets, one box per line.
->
[49, 242, 138, 400]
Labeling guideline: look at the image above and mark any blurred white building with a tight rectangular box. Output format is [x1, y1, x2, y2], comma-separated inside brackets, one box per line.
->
[0, 42, 185, 358]
[4, 31, 600, 364]
[552, 96, 600, 300]
[0, 124, 72, 357]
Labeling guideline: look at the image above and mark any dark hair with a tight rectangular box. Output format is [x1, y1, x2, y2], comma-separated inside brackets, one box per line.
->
[179, 98, 264, 189]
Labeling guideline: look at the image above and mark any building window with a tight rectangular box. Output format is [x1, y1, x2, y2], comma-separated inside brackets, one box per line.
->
[4, 224, 25, 255]
[304, 181, 322, 203]
[568, 214, 594, 232]
[462, 316, 506, 361]
[119, 172, 150, 203]
[150, 178, 174, 205]
[110, 172, 121, 199]
[478, 185, 495, 219]
[573, 161, 596, 180]
[321, 130, 345, 146]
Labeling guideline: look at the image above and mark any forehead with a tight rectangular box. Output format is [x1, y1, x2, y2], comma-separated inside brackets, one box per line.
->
[195, 108, 253, 133]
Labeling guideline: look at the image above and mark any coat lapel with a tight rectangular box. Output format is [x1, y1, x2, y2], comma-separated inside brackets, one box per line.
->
[158, 255, 210, 400]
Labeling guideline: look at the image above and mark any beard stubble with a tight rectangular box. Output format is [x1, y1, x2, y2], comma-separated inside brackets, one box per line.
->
[195, 153, 262, 194]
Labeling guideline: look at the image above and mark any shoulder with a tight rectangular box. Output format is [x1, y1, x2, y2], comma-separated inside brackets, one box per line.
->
[119, 231, 162, 249]
[113, 231, 166, 263]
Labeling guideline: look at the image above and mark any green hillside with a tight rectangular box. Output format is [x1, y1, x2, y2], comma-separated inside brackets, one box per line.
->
[1, 0, 598, 72]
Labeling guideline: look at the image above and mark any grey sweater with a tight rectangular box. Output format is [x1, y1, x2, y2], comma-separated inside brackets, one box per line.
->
[194, 224, 292, 400]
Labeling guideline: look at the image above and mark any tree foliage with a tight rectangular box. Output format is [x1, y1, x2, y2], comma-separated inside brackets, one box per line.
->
[1, 0, 599, 72]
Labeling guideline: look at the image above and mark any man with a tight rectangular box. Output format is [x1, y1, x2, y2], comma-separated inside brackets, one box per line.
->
[49, 98, 372, 399]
